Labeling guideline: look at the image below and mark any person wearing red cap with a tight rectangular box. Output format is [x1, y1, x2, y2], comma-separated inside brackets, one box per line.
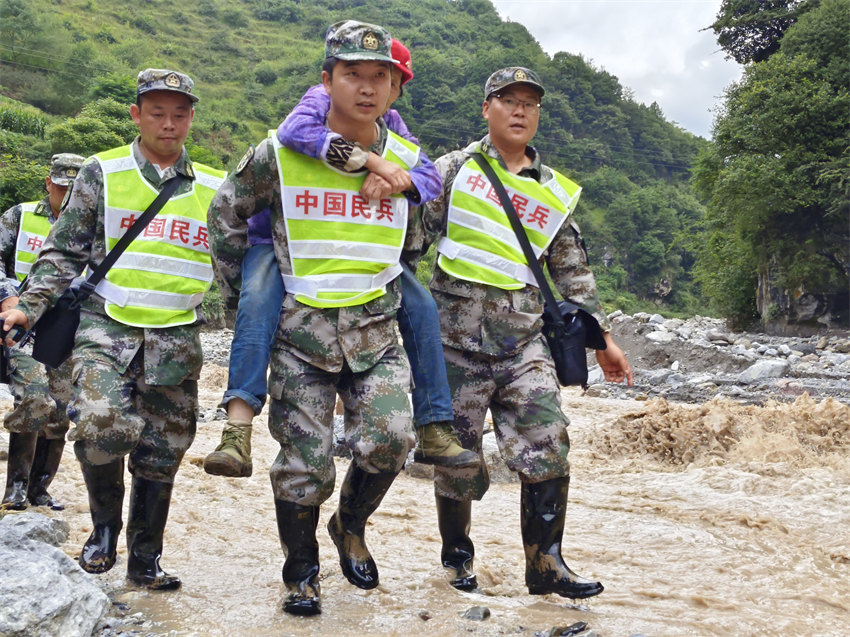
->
[203, 37, 477, 481]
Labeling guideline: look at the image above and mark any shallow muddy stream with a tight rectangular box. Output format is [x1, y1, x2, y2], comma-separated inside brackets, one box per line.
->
[4, 365, 849, 636]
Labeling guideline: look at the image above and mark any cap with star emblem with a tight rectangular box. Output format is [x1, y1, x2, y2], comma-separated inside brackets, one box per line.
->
[49, 153, 85, 186]
[324, 20, 395, 63]
[136, 68, 199, 103]
[484, 67, 545, 99]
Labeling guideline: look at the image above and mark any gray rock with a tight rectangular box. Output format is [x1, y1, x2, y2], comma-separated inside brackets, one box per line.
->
[586, 365, 605, 385]
[662, 318, 683, 330]
[607, 309, 623, 320]
[646, 369, 673, 386]
[794, 342, 817, 355]
[0, 512, 69, 546]
[648, 313, 664, 325]
[646, 331, 676, 344]
[764, 348, 779, 357]
[778, 344, 792, 356]
[461, 606, 490, 621]
[738, 359, 790, 384]
[706, 329, 731, 344]
[0, 514, 110, 637]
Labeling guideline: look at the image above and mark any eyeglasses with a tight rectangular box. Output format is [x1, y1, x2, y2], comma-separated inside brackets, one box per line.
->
[493, 94, 541, 113]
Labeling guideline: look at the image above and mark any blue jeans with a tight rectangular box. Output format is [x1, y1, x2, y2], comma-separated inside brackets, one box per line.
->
[224, 248, 453, 427]
[398, 263, 454, 427]
[222, 244, 285, 415]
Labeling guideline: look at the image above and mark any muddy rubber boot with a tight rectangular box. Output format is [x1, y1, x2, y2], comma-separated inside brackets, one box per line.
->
[413, 422, 479, 468]
[2, 432, 38, 510]
[126, 476, 181, 590]
[327, 463, 397, 590]
[275, 499, 321, 616]
[521, 476, 604, 600]
[79, 458, 125, 573]
[436, 495, 478, 591]
[28, 437, 66, 510]
[203, 420, 253, 477]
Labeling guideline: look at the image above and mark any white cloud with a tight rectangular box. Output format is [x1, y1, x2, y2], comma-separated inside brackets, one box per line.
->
[491, 0, 742, 137]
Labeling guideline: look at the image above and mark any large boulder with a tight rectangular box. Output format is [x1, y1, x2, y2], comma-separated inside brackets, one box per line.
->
[0, 512, 110, 637]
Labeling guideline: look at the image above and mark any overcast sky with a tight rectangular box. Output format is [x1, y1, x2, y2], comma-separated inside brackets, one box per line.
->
[490, 0, 743, 138]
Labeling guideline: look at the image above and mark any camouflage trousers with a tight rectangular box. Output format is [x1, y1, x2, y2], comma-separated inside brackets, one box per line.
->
[267, 343, 414, 506]
[3, 345, 73, 439]
[434, 335, 571, 501]
[67, 352, 197, 483]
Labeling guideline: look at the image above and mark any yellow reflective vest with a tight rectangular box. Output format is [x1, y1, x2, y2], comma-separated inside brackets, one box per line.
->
[437, 143, 581, 290]
[94, 145, 226, 328]
[15, 201, 51, 283]
[272, 130, 419, 308]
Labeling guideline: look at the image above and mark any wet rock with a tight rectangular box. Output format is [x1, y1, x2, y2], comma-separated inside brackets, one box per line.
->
[540, 621, 589, 637]
[738, 360, 791, 384]
[0, 512, 109, 637]
[461, 606, 491, 621]
[584, 384, 609, 398]
[794, 342, 817, 355]
[417, 609, 432, 621]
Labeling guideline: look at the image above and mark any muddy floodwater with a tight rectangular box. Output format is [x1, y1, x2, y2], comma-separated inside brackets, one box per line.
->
[3, 363, 848, 636]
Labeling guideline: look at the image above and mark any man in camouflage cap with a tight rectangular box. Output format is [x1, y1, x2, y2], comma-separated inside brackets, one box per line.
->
[1, 68, 226, 590]
[207, 19, 434, 616]
[0, 153, 83, 512]
[419, 66, 633, 600]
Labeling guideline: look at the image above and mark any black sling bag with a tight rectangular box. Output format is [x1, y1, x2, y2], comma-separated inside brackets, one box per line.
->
[30, 175, 185, 368]
[471, 153, 605, 388]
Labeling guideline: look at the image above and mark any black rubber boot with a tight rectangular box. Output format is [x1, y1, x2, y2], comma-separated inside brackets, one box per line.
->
[275, 499, 321, 616]
[436, 495, 478, 591]
[2, 432, 39, 510]
[126, 476, 181, 590]
[28, 437, 66, 510]
[79, 458, 125, 573]
[521, 476, 604, 600]
[327, 463, 397, 590]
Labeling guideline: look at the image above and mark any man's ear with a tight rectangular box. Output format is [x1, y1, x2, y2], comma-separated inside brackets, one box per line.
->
[322, 70, 332, 95]
[130, 103, 142, 126]
[482, 100, 490, 121]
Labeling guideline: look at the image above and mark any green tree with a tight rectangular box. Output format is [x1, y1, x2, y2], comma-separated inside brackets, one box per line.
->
[708, 0, 815, 64]
[695, 0, 849, 325]
[47, 98, 137, 155]
[0, 155, 48, 211]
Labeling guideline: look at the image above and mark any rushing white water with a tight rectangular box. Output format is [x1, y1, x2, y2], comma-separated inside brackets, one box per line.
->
[4, 367, 848, 636]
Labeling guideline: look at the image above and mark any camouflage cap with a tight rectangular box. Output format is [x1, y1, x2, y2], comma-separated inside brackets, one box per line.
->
[136, 68, 199, 103]
[49, 153, 85, 186]
[484, 67, 545, 99]
[325, 20, 395, 63]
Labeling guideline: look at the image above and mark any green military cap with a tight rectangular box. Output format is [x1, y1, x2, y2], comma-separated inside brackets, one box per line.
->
[484, 67, 545, 99]
[49, 153, 85, 186]
[325, 20, 395, 63]
[136, 68, 199, 103]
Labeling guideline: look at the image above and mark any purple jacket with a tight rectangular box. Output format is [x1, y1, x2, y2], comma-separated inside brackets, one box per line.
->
[248, 84, 440, 245]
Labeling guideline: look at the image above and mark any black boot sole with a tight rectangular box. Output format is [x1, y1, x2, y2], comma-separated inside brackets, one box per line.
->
[203, 453, 252, 477]
[528, 582, 604, 599]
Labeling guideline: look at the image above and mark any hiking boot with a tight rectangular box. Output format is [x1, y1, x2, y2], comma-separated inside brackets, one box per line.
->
[413, 422, 479, 468]
[203, 420, 252, 477]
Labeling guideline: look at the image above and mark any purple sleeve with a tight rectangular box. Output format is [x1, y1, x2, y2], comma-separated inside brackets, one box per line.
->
[276, 84, 336, 160]
[384, 109, 442, 205]
[247, 208, 273, 245]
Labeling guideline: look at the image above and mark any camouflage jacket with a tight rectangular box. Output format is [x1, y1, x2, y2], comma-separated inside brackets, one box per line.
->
[208, 120, 424, 374]
[423, 135, 611, 357]
[16, 139, 204, 385]
[0, 197, 56, 303]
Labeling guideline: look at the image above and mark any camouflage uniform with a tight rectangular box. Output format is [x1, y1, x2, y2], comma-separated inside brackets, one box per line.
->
[208, 121, 419, 505]
[15, 141, 203, 483]
[423, 134, 612, 501]
[0, 197, 73, 440]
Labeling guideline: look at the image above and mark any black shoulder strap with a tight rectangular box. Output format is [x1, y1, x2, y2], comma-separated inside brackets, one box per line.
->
[74, 175, 185, 304]
[470, 153, 563, 326]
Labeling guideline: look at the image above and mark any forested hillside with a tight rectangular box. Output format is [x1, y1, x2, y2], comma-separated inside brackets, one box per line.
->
[1, 0, 708, 315]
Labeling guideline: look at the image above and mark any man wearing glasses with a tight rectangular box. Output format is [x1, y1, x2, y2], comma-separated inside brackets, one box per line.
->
[421, 67, 632, 600]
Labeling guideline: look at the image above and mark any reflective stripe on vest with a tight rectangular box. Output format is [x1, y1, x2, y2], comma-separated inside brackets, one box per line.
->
[15, 202, 50, 282]
[272, 129, 415, 308]
[95, 145, 226, 328]
[437, 147, 581, 289]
